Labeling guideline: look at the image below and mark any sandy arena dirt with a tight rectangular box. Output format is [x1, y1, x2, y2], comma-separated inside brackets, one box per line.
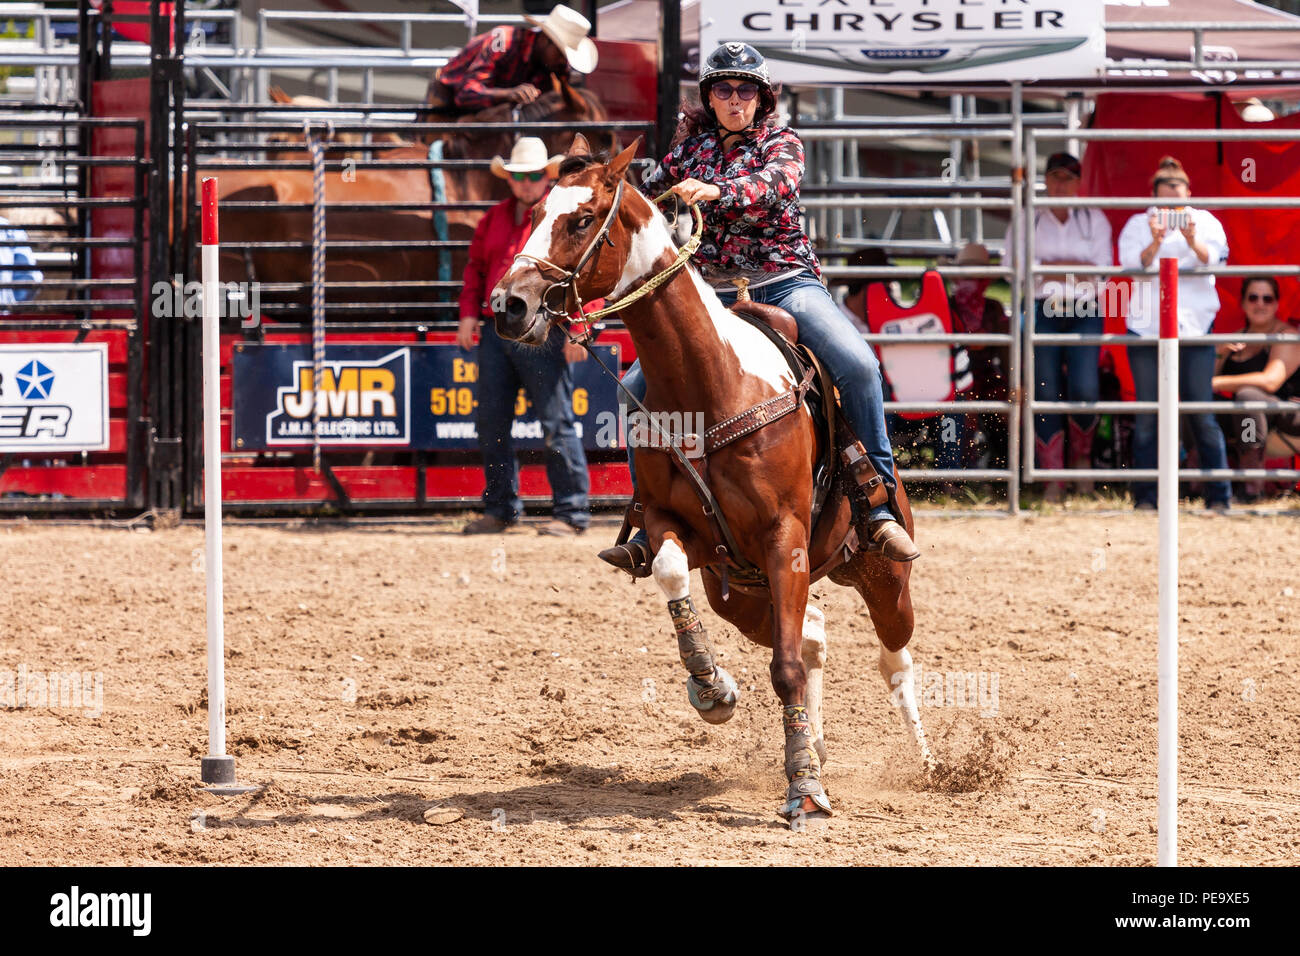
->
[0, 511, 1297, 866]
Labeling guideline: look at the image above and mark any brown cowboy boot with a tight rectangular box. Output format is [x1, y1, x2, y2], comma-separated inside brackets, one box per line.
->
[597, 499, 653, 578]
[866, 517, 920, 562]
[1236, 441, 1267, 502]
[597, 530, 652, 578]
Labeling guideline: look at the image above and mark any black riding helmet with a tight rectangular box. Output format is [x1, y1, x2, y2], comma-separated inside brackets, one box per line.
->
[698, 42, 777, 129]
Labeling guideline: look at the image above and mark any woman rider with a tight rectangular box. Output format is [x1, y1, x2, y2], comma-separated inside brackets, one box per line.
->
[597, 42, 919, 575]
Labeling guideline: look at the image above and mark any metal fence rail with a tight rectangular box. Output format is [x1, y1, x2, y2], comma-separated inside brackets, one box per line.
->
[0, 116, 147, 511]
[184, 111, 652, 320]
[1023, 126, 1300, 491]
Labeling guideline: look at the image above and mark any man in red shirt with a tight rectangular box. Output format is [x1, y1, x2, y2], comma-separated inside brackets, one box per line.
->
[427, 5, 598, 116]
[458, 138, 593, 536]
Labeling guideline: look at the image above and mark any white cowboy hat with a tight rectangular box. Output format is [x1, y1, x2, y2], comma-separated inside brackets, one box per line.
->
[490, 137, 563, 180]
[525, 4, 599, 75]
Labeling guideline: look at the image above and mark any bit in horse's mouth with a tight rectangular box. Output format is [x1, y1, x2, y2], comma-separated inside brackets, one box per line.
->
[522, 314, 546, 344]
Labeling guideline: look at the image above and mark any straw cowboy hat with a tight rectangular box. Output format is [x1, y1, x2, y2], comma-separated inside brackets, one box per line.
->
[490, 137, 563, 179]
[940, 242, 991, 267]
[525, 5, 599, 75]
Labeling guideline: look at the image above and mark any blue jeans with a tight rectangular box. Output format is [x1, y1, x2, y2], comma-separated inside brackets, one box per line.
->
[1032, 299, 1102, 443]
[620, 270, 897, 521]
[474, 322, 589, 526]
[1126, 334, 1231, 508]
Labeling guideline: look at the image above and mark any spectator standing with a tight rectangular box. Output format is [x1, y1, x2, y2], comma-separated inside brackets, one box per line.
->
[1212, 276, 1300, 501]
[457, 138, 592, 536]
[0, 215, 42, 311]
[1031, 152, 1113, 501]
[1118, 156, 1232, 512]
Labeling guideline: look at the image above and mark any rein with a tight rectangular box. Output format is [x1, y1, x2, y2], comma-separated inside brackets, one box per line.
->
[511, 186, 704, 338]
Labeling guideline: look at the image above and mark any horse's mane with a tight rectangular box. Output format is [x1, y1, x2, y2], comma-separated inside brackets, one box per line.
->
[556, 151, 610, 179]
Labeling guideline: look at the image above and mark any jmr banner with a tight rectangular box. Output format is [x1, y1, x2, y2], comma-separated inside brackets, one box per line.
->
[231, 343, 621, 451]
[699, 0, 1106, 84]
[0, 344, 109, 453]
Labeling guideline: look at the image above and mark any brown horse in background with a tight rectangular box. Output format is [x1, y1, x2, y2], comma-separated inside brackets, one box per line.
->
[492, 136, 934, 826]
[422, 75, 616, 210]
[262, 87, 411, 161]
[204, 78, 614, 314]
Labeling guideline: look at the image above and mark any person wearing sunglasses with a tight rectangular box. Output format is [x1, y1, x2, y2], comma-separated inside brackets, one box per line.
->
[459, 137, 596, 536]
[1212, 276, 1300, 501]
[1118, 156, 1233, 512]
[597, 42, 919, 577]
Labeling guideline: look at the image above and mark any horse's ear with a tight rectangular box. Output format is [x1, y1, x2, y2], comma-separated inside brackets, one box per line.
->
[606, 136, 642, 182]
[558, 76, 588, 117]
[568, 133, 592, 158]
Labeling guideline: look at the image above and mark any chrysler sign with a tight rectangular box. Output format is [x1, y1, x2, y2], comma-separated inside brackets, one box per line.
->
[700, 0, 1106, 84]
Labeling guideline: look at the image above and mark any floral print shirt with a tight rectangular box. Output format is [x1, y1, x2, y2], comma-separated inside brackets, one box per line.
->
[640, 124, 821, 285]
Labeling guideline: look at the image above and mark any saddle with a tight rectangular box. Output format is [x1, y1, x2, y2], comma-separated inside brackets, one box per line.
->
[617, 299, 872, 597]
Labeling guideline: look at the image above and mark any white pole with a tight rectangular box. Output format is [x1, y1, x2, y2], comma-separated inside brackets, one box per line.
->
[200, 177, 235, 786]
[1157, 256, 1179, 866]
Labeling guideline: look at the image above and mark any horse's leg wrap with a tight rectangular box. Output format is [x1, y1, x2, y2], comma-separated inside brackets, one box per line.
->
[779, 704, 833, 819]
[668, 596, 739, 724]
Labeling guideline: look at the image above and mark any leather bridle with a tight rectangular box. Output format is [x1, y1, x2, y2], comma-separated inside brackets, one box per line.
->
[511, 177, 626, 326]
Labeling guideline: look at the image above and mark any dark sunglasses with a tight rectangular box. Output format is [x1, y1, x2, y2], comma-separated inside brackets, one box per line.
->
[510, 170, 546, 183]
[1246, 293, 1276, 303]
[710, 82, 760, 102]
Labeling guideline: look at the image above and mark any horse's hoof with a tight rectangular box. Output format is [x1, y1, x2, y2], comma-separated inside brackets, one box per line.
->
[814, 736, 828, 768]
[782, 804, 832, 830]
[779, 778, 833, 823]
[686, 667, 739, 725]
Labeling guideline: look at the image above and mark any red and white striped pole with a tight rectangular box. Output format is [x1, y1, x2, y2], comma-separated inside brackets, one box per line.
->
[200, 177, 235, 787]
[1157, 256, 1179, 866]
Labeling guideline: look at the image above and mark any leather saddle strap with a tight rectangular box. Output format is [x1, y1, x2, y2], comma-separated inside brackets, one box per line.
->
[579, 345, 760, 576]
[704, 365, 817, 456]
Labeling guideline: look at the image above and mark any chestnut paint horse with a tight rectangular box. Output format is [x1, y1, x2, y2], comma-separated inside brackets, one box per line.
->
[492, 136, 934, 824]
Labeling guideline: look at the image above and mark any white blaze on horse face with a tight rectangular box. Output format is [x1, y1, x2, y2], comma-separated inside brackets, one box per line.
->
[517, 184, 594, 267]
[610, 216, 676, 300]
[686, 270, 796, 394]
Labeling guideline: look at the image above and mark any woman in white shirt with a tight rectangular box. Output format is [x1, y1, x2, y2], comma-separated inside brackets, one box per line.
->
[1031, 152, 1114, 499]
[1117, 156, 1232, 511]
